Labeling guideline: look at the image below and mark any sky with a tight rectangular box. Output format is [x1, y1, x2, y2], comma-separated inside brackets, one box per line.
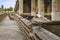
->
[0, 0, 16, 8]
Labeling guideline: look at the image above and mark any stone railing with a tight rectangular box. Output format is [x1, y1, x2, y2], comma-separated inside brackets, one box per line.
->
[0, 13, 7, 22]
[12, 13, 60, 40]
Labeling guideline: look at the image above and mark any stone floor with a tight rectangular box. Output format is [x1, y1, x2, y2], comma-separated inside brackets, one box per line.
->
[0, 16, 25, 40]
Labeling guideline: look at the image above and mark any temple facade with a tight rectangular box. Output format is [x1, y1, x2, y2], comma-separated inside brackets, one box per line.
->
[14, 0, 60, 21]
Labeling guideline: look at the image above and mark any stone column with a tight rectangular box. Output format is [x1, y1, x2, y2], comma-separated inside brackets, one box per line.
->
[17, 0, 19, 14]
[19, 0, 23, 15]
[38, 0, 44, 17]
[31, 0, 36, 16]
[52, 0, 60, 21]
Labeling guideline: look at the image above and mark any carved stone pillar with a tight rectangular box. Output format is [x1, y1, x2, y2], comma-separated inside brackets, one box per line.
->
[38, 0, 44, 17]
[19, 0, 23, 15]
[31, 0, 36, 16]
[52, 0, 60, 21]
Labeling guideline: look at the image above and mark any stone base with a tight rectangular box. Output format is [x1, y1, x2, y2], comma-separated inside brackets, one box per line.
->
[52, 12, 60, 21]
[31, 11, 36, 16]
[38, 11, 44, 17]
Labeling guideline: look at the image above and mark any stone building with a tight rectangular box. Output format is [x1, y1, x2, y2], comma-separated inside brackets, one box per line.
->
[14, 0, 60, 21]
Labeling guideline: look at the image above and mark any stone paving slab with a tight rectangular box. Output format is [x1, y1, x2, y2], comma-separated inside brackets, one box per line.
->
[0, 16, 25, 40]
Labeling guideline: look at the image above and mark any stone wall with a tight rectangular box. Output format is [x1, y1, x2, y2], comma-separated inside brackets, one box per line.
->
[42, 24, 60, 37]
[0, 13, 7, 22]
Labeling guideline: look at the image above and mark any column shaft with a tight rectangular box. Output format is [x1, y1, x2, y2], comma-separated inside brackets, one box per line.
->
[31, 0, 36, 16]
[19, 0, 23, 15]
[38, 0, 44, 17]
[52, 0, 60, 21]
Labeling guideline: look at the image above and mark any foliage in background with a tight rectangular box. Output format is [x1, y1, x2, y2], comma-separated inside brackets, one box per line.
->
[0, 5, 13, 12]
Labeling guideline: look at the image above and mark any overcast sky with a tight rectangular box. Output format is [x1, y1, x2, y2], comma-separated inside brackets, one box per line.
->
[0, 0, 16, 8]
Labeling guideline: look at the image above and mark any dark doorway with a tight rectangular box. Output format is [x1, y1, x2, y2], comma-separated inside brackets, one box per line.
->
[23, 0, 31, 13]
[44, 0, 52, 13]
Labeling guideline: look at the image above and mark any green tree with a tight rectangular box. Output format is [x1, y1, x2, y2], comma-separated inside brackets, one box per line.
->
[4, 7, 13, 12]
[9, 7, 13, 11]
[1, 5, 4, 9]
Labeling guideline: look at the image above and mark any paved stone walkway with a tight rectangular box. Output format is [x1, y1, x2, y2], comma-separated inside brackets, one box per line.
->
[0, 16, 25, 40]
